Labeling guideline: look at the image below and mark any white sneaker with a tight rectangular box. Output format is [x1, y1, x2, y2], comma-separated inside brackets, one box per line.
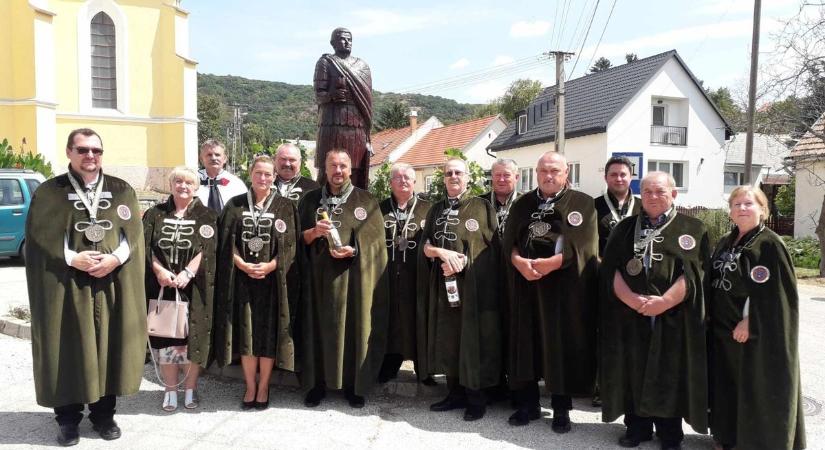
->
[184, 389, 199, 409]
[162, 391, 178, 412]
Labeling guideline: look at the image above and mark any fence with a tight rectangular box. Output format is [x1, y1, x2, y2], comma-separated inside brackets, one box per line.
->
[676, 206, 794, 236]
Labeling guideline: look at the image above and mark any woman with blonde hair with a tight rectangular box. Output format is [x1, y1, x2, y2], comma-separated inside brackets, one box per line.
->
[707, 185, 806, 449]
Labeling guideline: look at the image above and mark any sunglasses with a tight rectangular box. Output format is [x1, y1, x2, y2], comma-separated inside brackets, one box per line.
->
[444, 170, 465, 177]
[74, 146, 104, 156]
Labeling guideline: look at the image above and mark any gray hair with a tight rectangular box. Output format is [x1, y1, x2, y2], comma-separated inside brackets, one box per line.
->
[276, 142, 301, 160]
[641, 171, 676, 190]
[168, 166, 199, 187]
[491, 158, 518, 173]
[390, 162, 414, 178]
[538, 151, 567, 167]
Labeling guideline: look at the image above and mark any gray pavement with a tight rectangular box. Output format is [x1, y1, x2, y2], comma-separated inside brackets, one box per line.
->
[0, 259, 823, 449]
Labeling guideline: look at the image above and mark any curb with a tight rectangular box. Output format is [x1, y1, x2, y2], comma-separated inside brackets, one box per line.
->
[0, 316, 31, 340]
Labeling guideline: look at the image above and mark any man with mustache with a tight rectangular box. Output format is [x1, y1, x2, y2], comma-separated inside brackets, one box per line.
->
[196, 139, 247, 212]
[273, 142, 319, 203]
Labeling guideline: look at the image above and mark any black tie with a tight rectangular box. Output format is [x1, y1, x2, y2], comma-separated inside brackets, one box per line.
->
[206, 178, 223, 212]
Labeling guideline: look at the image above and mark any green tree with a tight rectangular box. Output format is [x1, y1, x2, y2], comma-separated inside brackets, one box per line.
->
[497, 79, 543, 121]
[625, 53, 638, 63]
[375, 101, 409, 131]
[590, 57, 612, 73]
[705, 86, 745, 130]
[197, 94, 227, 144]
[368, 162, 392, 199]
[425, 148, 487, 201]
[774, 177, 796, 216]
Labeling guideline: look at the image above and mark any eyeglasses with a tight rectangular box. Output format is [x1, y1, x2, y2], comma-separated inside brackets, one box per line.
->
[444, 170, 465, 177]
[74, 146, 104, 156]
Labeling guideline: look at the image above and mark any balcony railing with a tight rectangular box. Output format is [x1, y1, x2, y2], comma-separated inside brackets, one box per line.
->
[650, 126, 687, 146]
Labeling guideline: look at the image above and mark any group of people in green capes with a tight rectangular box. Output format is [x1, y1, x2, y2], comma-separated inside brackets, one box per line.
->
[25, 126, 805, 450]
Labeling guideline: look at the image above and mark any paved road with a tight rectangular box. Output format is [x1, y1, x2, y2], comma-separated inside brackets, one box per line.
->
[0, 259, 823, 449]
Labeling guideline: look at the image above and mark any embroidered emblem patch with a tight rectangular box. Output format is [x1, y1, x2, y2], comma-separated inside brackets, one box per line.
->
[117, 205, 131, 220]
[567, 211, 583, 227]
[274, 219, 287, 233]
[465, 218, 480, 232]
[750, 265, 770, 283]
[354, 207, 368, 221]
[678, 234, 696, 250]
[199, 224, 215, 239]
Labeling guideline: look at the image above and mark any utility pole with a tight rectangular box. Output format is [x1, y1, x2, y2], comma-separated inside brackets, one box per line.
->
[744, 0, 761, 184]
[229, 104, 247, 174]
[548, 51, 575, 154]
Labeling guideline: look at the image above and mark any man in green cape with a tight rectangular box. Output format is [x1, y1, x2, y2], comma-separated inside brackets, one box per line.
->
[417, 158, 501, 422]
[377, 162, 432, 383]
[25, 128, 146, 446]
[502, 151, 599, 432]
[273, 142, 320, 203]
[600, 171, 709, 450]
[299, 149, 389, 408]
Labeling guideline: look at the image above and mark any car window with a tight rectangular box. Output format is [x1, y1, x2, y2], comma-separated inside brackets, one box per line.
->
[24, 178, 41, 196]
[0, 179, 24, 206]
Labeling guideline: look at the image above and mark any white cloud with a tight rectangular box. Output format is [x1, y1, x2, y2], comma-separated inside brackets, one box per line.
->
[493, 55, 515, 66]
[466, 80, 510, 102]
[450, 58, 470, 70]
[348, 8, 449, 38]
[510, 20, 551, 38]
[691, 0, 798, 16]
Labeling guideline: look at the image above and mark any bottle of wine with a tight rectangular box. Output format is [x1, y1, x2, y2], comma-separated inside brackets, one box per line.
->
[319, 210, 343, 249]
[444, 275, 460, 307]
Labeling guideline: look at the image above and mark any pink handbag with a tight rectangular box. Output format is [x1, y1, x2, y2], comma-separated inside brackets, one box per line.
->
[147, 287, 189, 339]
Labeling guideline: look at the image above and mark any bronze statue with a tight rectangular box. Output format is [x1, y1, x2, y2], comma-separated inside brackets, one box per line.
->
[314, 27, 373, 189]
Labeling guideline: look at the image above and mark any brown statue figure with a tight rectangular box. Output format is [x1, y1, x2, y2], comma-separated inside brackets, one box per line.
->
[314, 27, 373, 189]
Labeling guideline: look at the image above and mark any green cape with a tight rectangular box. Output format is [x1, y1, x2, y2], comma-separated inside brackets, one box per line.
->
[380, 194, 432, 360]
[502, 188, 599, 395]
[298, 186, 389, 395]
[416, 193, 502, 390]
[707, 227, 806, 449]
[213, 192, 301, 370]
[599, 212, 709, 433]
[25, 171, 146, 407]
[143, 197, 218, 367]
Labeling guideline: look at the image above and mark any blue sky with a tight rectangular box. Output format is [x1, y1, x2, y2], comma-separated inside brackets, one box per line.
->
[189, 0, 801, 104]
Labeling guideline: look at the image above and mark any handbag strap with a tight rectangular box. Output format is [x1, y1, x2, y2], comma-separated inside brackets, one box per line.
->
[146, 335, 192, 389]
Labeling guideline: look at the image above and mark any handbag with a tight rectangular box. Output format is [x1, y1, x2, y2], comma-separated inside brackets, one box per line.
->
[147, 287, 189, 339]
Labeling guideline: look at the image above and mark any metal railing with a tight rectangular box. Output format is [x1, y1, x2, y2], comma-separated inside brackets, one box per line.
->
[650, 126, 687, 146]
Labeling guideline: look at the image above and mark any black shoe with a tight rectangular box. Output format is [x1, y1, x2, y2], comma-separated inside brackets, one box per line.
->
[660, 443, 682, 450]
[241, 399, 255, 410]
[551, 410, 572, 434]
[463, 405, 486, 421]
[304, 386, 326, 407]
[591, 395, 602, 407]
[92, 421, 121, 441]
[254, 388, 270, 410]
[507, 407, 541, 426]
[618, 433, 653, 448]
[345, 389, 365, 409]
[56, 424, 79, 447]
[429, 396, 467, 412]
[421, 376, 438, 386]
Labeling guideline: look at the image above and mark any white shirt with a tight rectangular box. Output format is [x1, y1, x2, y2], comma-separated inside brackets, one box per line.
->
[196, 168, 248, 208]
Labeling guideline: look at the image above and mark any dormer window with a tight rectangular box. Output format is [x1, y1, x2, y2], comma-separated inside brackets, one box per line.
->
[517, 114, 527, 135]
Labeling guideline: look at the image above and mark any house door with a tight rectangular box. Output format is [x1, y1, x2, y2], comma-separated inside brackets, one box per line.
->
[611, 152, 643, 195]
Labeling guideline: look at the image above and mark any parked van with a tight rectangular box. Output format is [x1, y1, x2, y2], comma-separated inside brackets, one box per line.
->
[0, 169, 46, 259]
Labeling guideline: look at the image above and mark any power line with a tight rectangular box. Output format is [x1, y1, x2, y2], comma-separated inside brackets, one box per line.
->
[402, 60, 549, 96]
[582, 0, 618, 76]
[549, 0, 561, 51]
[566, 0, 593, 51]
[556, 0, 573, 48]
[570, 0, 602, 76]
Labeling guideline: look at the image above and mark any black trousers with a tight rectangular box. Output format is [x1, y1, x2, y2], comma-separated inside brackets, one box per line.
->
[624, 412, 684, 446]
[510, 380, 572, 411]
[54, 395, 116, 426]
[446, 377, 486, 407]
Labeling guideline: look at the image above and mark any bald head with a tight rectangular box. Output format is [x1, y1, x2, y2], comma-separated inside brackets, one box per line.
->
[325, 149, 351, 192]
[640, 171, 677, 218]
[536, 151, 568, 196]
[275, 143, 302, 181]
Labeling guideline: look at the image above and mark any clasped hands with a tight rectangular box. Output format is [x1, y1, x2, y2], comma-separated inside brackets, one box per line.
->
[439, 250, 466, 277]
[628, 293, 672, 317]
[71, 250, 120, 279]
[511, 253, 556, 281]
[238, 259, 277, 280]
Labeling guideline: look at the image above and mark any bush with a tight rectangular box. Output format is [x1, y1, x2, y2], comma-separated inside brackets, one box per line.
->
[7, 305, 31, 322]
[782, 236, 821, 270]
[695, 209, 732, 249]
[0, 138, 54, 178]
[424, 148, 487, 202]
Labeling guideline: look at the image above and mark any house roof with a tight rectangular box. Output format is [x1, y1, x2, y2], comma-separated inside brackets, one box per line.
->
[725, 132, 791, 167]
[369, 126, 413, 167]
[396, 115, 499, 168]
[488, 49, 733, 152]
[790, 112, 825, 159]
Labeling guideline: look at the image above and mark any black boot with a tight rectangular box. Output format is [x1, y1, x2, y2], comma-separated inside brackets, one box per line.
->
[304, 385, 326, 407]
[551, 409, 572, 433]
[56, 424, 79, 447]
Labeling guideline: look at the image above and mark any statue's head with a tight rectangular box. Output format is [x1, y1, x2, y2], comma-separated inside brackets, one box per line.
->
[330, 27, 352, 56]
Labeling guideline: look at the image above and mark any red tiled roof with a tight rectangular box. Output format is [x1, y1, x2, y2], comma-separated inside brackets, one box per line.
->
[397, 116, 498, 168]
[369, 126, 413, 167]
[790, 112, 825, 158]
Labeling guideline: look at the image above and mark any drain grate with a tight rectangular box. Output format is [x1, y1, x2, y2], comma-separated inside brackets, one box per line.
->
[803, 395, 822, 416]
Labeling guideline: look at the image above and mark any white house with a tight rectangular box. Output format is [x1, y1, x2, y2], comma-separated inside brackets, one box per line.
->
[790, 112, 825, 238]
[488, 50, 733, 206]
[723, 133, 791, 198]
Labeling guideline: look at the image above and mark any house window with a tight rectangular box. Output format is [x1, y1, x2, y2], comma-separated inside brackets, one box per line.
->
[424, 175, 435, 192]
[519, 167, 534, 192]
[568, 163, 581, 188]
[648, 160, 687, 188]
[91, 12, 117, 109]
[517, 114, 527, 135]
[724, 171, 744, 187]
[652, 105, 666, 126]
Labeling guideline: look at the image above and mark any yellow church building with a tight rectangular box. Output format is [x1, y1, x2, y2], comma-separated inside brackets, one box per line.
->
[0, 0, 197, 189]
